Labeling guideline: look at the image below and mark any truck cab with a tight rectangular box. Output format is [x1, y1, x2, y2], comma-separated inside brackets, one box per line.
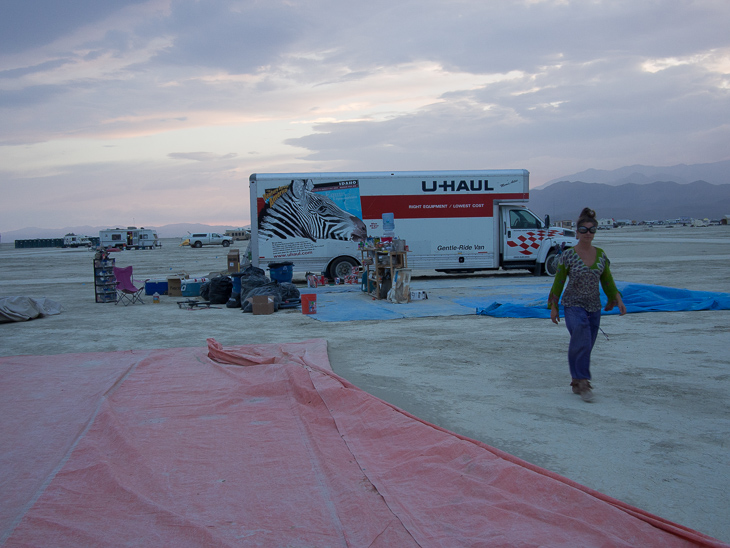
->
[499, 204, 575, 275]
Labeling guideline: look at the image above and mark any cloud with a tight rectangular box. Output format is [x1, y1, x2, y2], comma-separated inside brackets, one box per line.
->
[168, 151, 238, 161]
[0, 157, 251, 231]
[148, 1, 308, 73]
[285, 48, 730, 179]
[0, 0, 150, 53]
[0, 0, 728, 230]
[0, 58, 74, 79]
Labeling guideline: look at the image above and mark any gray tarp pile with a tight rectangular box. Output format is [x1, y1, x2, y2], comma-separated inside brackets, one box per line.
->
[236, 265, 300, 312]
[0, 297, 63, 323]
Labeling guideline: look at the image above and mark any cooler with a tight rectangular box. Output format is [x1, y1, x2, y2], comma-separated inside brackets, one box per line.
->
[145, 280, 168, 295]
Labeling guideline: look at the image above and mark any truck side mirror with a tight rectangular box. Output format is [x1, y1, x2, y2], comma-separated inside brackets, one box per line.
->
[544, 215, 550, 228]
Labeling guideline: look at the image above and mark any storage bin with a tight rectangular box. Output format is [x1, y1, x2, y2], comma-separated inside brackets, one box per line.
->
[268, 261, 294, 283]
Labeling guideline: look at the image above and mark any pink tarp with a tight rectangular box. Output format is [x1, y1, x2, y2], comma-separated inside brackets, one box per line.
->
[1, 339, 726, 547]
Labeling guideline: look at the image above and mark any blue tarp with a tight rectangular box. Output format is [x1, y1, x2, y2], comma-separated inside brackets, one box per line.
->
[307, 282, 730, 322]
[475, 282, 730, 319]
[307, 288, 474, 322]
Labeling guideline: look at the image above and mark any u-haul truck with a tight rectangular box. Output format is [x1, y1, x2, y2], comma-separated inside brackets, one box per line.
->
[249, 170, 575, 279]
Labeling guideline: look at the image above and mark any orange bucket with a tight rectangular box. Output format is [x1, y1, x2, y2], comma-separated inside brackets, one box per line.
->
[302, 294, 317, 314]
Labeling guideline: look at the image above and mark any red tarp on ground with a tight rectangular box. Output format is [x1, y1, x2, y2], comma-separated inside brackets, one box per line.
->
[1, 339, 726, 547]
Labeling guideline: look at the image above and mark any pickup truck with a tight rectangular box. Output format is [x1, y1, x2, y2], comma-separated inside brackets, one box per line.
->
[186, 233, 233, 248]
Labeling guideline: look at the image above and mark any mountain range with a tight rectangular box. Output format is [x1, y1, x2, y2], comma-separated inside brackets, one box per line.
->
[539, 159, 730, 188]
[529, 180, 730, 222]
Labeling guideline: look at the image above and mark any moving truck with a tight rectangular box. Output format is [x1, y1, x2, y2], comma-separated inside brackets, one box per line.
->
[248, 170, 575, 279]
[99, 227, 160, 250]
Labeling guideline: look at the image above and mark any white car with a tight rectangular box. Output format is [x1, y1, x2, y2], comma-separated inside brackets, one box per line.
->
[187, 233, 233, 248]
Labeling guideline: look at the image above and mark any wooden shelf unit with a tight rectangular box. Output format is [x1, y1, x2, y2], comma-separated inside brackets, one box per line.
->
[361, 247, 408, 300]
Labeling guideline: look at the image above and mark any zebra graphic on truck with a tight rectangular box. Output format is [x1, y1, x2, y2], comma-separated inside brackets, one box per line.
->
[258, 179, 366, 243]
[253, 177, 368, 279]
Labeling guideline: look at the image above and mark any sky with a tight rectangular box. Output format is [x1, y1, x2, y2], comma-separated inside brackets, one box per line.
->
[1, 0, 729, 232]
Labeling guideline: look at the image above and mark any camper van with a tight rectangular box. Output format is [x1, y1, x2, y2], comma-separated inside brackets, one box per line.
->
[99, 227, 160, 250]
[248, 170, 575, 279]
[62, 233, 92, 248]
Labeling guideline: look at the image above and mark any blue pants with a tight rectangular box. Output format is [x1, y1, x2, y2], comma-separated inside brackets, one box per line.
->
[564, 306, 601, 380]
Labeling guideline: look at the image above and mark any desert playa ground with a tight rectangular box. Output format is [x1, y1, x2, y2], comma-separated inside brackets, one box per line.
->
[1, 225, 729, 543]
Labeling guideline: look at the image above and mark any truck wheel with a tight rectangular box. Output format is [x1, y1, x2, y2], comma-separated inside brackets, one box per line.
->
[544, 251, 560, 276]
[222, 240, 230, 247]
[192, 241, 203, 248]
[329, 257, 357, 280]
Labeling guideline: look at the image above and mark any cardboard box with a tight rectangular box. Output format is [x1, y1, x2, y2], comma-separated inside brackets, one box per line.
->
[227, 250, 240, 273]
[410, 290, 428, 300]
[248, 295, 275, 315]
[167, 277, 183, 297]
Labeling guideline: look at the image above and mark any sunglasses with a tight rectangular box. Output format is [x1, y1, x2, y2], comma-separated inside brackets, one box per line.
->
[577, 226, 597, 234]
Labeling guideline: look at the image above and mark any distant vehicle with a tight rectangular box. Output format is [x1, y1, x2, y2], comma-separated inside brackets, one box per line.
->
[99, 227, 160, 250]
[63, 233, 92, 248]
[184, 232, 233, 248]
[225, 228, 251, 241]
[597, 218, 615, 230]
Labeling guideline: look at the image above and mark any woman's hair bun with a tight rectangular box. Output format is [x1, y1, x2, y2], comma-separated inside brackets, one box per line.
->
[577, 207, 597, 226]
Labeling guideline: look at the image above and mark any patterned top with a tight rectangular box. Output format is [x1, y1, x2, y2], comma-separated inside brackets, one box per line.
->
[547, 247, 620, 312]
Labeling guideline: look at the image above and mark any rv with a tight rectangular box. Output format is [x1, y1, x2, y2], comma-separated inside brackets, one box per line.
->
[225, 228, 251, 241]
[248, 170, 575, 279]
[99, 227, 160, 250]
[62, 233, 92, 248]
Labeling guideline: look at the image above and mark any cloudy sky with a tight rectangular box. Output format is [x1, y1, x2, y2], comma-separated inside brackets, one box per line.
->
[1, 0, 729, 232]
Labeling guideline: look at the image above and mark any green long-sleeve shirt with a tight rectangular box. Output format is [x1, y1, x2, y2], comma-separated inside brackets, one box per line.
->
[548, 247, 621, 312]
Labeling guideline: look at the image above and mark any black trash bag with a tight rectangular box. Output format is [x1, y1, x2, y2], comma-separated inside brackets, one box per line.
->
[240, 269, 270, 299]
[208, 276, 233, 304]
[279, 282, 300, 301]
[241, 264, 267, 278]
[241, 278, 269, 297]
[200, 281, 211, 301]
[241, 282, 282, 313]
[226, 293, 241, 308]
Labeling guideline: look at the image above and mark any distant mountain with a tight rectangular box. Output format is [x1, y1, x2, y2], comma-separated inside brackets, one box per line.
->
[529, 180, 730, 222]
[1, 223, 250, 242]
[540, 159, 730, 188]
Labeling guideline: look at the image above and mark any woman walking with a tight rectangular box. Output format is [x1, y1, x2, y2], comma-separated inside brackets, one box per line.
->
[548, 208, 626, 402]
